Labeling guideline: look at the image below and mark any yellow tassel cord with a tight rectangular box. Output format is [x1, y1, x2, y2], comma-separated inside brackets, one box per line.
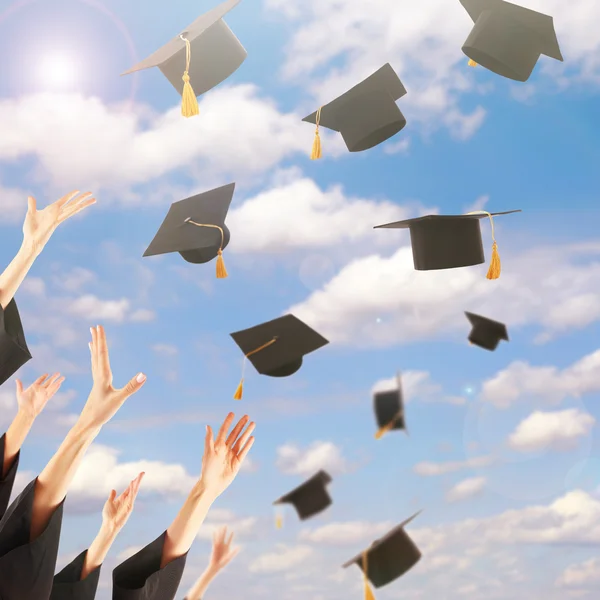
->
[362, 552, 376, 600]
[374, 410, 403, 440]
[275, 512, 283, 529]
[184, 219, 228, 279]
[180, 35, 199, 118]
[465, 211, 501, 280]
[310, 106, 322, 160]
[233, 337, 278, 400]
[468, 59, 477, 67]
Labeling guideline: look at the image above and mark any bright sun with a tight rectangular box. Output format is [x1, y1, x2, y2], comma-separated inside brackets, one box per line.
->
[37, 54, 79, 88]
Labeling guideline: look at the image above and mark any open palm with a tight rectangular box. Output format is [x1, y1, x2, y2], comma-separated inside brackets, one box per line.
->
[209, 526, 240, 571]
[16, 373, 65, 419]
[102, 472, 145, 535]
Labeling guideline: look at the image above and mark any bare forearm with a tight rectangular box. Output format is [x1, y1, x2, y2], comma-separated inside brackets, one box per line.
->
[186, 566, 219, 600]
[161, 481, 216, 569]
[81, 523, 116, 579]
[0, 240, 39, 309]
[3, 409, 34, 477]
[30, 419, 100, 540]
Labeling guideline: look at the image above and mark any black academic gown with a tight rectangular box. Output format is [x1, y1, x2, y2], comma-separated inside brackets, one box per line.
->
[50, 550, 102, 600]
[0, 478, 65, 599]
[0, 297, 32, 386]
[112, 531, 188, 600]
[0, 433, 20, 521]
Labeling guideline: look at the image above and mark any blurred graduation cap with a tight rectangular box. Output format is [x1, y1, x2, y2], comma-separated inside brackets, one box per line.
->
[143, 183, 234, 278]
[0, 299, 32, 386]
[342, 511, 422, 599]
[230, 314, 329, 399]
[273, 470, 333, 527]
[465, 311, 509, 350]
[303, 63, 407, 159]
[122, 0, 247, 117]
[374, 209, 521, 278]
[374, 373, 406, 440]
[460, 0, 563, 81]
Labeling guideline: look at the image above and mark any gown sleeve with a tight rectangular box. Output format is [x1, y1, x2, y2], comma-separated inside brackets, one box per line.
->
[112, 531, 188, 600]
[0, 433, 20, 521]
[50, 549, 102, 600]
[0, 477, 65, 600]
[0, 297, 32, 386]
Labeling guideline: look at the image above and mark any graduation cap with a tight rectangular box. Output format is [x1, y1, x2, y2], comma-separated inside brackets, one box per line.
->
[121, 0, 247, 117]
[273, 470, 333, 526]
[342, 512, 422, 598]
[374, 209, 521, 278]
[465, 311, 509, 350]
[0, 299, 32, 387]
[374, 373, 406, 440]
[459, 0, 563, 81]
[302, 63, 407, 159]
[229, 314, 329, 400]
[143, 183, 234, 278]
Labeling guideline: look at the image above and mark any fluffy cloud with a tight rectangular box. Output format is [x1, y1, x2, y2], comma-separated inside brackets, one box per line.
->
[266, 0, 600, 140]
[151, 344, 179, 356]
[287, 241, 600, 346]
[298, 521, 393, 545]
[0, 179, 29, 224]
[557, 558, 600, 587]
[275, 441, 353, 476]
[446, 477, 487, 503]
[480, 349, 600, 409]
[508, 409, 595, 453]
[68, 294, 155, 322]
[196, 507, 258, 541]
[372, 370, 466, 405]
[413, 455, 495, 476]
[248, 544, 314, 573]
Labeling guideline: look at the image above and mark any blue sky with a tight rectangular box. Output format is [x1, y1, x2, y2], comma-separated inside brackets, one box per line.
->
[1, 0, 600, 598]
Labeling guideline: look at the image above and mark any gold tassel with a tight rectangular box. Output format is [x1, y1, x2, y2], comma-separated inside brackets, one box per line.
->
[374, 411, 401, 440]
[233, 379, 244, 400]
[180, 36, 199, 118]
[275, 514, 283, 529]
[468, 59, 477, 67]
[486, 241, 501, 279]
[310, 107, 322, 160]
[216, 249, 228, 279]
[362, 552, 376, 600]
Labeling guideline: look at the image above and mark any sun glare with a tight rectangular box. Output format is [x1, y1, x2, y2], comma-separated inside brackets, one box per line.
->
[37, 54, 79, 88]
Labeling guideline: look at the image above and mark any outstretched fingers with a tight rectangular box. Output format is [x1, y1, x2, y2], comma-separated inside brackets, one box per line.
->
[232, 421, 255, 455]
[56, 190, 83, 208]
[225, 415, 249, 447]
[215, 412, 235, 446]
[59, 194, 96, 222]
[34, 373, 50, 386]
[96, 325, 112, 379]
[236, 436, 255, 465]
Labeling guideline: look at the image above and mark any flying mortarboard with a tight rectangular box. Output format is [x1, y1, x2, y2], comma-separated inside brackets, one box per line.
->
[122, 0, 247, 117]
[465, 311, 509, 350]
[143, 183, 234, 278]
[374, 373, 406, 440]
[375, 209, 521, 278]
[229, 314, 329, 400]
[342, 512, 422, 599]
[0, 299, 31, 386]
[303, 63, 407, 159]
[459, 0, 563, 81]
[273, 471, 333, 527]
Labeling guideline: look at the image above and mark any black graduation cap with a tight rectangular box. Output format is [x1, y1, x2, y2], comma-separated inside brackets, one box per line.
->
[122, 0, 247, 117]
[374, 209, 521, 277]
[342, 512, 422, 596]
[143, 183, 234, 278]
[0, 299, 31, 386]
[465, 311, 509, 351]
[230, 314, 329, 399]
[374, 373, 406, 440]
[273, 470, 333, 523]
[460, 0, 563, 82]
[303, 63, 407, 158]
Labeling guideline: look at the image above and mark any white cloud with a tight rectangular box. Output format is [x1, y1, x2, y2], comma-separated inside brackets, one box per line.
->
[129, 308, 156, 322]
[0, 180, 28, 224]
[298, 521, 393, 545]
[55, 267, 96, 293]
[20, 277, 46, 296]
[480, 350, 600, 409]
[372, 370, 466, 405]
[446, 477, 487, 503]
[557, 558, 600, 587]
[508, 409, 595, 453]
[196, 516, 258, 541]
[151, 344, 179, 356]
[248, 544, 314, 573]
[68, 295, 131, 322]
[287, 241, 600, 347]
[275, 441, 351, 476]
[413, 455, 495, 476]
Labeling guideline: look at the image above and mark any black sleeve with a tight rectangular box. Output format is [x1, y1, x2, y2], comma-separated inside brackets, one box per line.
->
[50, 549, 102, 600]
[0, 477, 65, 600]
[0, 433, 20, 521]
[112, 531, 188, 600]
[0, 297, 32, 386]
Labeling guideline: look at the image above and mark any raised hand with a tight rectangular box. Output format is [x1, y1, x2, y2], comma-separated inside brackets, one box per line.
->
[22, 191, 96, 254]
[77, 325, 146, 430]
[201, 413, 255, 499]
[209, 526, 240, 572]
[16, 373, 65, 419]
[102, 472, 145, 536]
